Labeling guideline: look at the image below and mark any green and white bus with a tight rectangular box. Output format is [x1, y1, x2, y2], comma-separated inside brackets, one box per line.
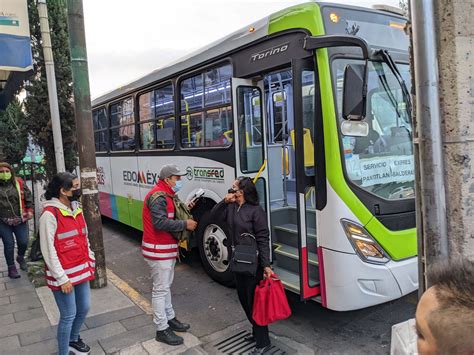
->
[92, 2, 417, 311]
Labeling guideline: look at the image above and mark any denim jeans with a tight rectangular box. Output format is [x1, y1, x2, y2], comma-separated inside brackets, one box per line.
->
[0, 221, 28, 267]
[52, 281, 91, 355]
[146, 258, 176, 331]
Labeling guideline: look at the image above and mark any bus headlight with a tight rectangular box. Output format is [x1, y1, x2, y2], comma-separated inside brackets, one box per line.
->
[341, 219, 390, 264]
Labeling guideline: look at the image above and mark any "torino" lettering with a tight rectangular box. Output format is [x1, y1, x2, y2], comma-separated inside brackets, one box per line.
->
[250, 43, 289, 63]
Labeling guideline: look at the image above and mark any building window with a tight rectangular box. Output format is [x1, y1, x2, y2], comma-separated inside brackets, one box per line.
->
[138, 84, 175, 150]
[92, 107, 109, 152]
[180, 63, 232, 148]
[110, 97, 135, 151]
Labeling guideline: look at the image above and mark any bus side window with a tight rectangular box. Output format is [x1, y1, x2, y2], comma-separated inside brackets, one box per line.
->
[110, 98, 135, 151]
[179, 63, 232, 149]
[93, 107, 109, 152]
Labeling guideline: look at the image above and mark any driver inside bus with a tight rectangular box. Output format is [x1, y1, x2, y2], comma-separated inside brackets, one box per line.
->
[353, 117, 380, 155]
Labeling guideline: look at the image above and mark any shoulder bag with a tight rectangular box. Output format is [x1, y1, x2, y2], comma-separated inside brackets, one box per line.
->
[229, 206, 259, 276]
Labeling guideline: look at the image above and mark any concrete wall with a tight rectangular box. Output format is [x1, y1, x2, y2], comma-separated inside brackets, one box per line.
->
[436, 0, 474, 258]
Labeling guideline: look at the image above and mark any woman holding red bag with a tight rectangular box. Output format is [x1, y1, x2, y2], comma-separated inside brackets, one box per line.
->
[210, 176, 273, 354]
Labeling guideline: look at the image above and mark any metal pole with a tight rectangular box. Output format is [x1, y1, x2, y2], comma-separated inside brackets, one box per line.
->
[66, 0, 107, 288]
[37, 0, 66, 173]
[410, 0, 449, 292]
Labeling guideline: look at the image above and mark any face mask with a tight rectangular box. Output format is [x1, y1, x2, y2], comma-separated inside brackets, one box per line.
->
[67, 189, 82, 202]
[0, 172, 12, 181]
[172, 180, 183, 193]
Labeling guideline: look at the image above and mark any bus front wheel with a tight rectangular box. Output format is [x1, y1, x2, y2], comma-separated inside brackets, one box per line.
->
[197, 214, 234, 287]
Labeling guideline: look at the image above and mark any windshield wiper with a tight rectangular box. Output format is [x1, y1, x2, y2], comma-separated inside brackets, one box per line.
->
[374, 64, 402, 120]
[375, 49, 413, 120]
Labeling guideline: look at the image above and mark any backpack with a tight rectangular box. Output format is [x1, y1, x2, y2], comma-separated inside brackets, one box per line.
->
[149, 192, 193, 243]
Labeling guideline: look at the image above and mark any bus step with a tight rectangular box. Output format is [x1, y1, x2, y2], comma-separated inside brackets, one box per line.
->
[274, 223, 316, 238]
[272, 265, 319, 294]
[273, 223, 317, 249]
[273, 243, 319, 266]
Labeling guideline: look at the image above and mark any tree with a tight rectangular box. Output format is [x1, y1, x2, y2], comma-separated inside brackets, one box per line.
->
[24, 0, 77, 178]
[399, 0, 408, 16]
[0, 99, 29, 164]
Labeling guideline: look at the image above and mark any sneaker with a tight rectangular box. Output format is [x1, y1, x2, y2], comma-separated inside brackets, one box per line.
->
[168, 317, 190, 332]
[155, 327, 184, 346]
[8, 265, 20, 279]
[16, 256, 28, 271]
[249, 344, 272, 354]
[69, 337, 91, 354]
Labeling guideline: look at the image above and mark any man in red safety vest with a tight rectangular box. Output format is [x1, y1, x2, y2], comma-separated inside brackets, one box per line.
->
[142, 164, 197, 346]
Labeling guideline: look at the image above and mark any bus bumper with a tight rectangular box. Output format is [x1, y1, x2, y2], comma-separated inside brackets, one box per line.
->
[322, 248, 418, 311]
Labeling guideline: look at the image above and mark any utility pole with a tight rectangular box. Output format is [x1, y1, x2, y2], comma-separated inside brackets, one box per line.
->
[410, 0, 474, 293]
[409, 0, 448, 295]
[66, 0, 107, 288]
[37, 0, 66, 173]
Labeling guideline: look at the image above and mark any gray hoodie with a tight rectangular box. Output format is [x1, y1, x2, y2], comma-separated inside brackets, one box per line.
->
[39, 198, 95, 286]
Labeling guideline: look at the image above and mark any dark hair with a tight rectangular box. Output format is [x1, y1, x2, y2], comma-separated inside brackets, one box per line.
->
[237, 176, 259, 205]
[44, 172, 77, 200]
[425, 258, 474, 353]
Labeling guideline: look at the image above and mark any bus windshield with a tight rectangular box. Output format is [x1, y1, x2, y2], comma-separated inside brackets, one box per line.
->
[332, 59, 414, 200]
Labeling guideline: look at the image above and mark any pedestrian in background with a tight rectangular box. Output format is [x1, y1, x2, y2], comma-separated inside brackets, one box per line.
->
[0, 162, 33, 279]
[415, 258, 474, 354]
[40, 172, 95, 355]
[211, 176, 273, 354]
[142, 164, 197, 346]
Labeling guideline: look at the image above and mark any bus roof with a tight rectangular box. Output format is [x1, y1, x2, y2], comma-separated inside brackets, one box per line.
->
[91, 1, 405, 108]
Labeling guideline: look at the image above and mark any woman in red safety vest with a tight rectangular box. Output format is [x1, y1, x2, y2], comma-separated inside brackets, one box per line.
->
[0, 162, 33, 279]
[40, 172, 95, 355]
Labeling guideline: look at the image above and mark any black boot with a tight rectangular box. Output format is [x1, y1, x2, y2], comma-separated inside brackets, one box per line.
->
[244, 334, 256, 342]
[168, 317, 190, 332]
[8, 265, 20, 279]
[16, 256, 27, 271]
[155, 327, 184, 346]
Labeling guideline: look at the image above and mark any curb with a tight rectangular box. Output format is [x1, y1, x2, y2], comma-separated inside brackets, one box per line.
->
[107, 268, 203, 354]
[107, 268, 153, 315]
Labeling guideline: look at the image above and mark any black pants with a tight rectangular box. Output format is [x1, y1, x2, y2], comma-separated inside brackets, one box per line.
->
[234, 269, 270, 348]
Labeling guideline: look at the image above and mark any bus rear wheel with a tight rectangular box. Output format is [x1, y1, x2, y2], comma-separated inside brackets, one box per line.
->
[197, 215, 234, 287]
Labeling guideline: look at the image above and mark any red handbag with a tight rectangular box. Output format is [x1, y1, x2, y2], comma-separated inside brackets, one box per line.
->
[252, 275, 291, 326]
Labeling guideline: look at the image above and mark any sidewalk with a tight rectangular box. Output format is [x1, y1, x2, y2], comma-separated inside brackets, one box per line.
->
[0, 245, 203, 355]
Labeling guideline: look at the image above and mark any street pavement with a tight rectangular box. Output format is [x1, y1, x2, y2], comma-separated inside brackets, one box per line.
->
[0, 235, 203, 354]
[102, 218, 418, 354]
[0, 218, 417, 354]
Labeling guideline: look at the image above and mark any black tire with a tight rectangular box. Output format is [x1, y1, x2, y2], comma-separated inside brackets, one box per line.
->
[197, 212, 234, 287]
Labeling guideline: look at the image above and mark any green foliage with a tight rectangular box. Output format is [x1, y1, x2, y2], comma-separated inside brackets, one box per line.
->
[24, 0, 77, 178]
[399, 0, 409, 16]
[0, 99, 29, 163]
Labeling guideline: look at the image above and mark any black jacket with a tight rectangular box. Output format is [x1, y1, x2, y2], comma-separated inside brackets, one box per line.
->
[210, 200, 270, 268]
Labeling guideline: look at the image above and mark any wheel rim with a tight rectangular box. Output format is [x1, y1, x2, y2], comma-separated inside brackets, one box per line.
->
[203, 224, 229, 273]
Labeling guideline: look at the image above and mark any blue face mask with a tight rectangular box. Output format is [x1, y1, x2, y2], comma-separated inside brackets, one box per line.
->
[172, 180, 183, 193]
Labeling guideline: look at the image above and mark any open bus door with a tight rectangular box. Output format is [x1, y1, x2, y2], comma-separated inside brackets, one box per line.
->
[292, 57, 323, 301]
[232, 59, 322, 301]
[231, 78, 270, 218]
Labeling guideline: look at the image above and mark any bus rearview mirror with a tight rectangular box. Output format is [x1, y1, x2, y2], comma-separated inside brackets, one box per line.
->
[340, 120, 369, 137]
[342, 63, 367, 121]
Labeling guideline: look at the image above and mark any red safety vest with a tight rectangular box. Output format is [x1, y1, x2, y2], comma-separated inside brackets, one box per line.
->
[43, 206, 95, 290]
[142, 180, 179, 260]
